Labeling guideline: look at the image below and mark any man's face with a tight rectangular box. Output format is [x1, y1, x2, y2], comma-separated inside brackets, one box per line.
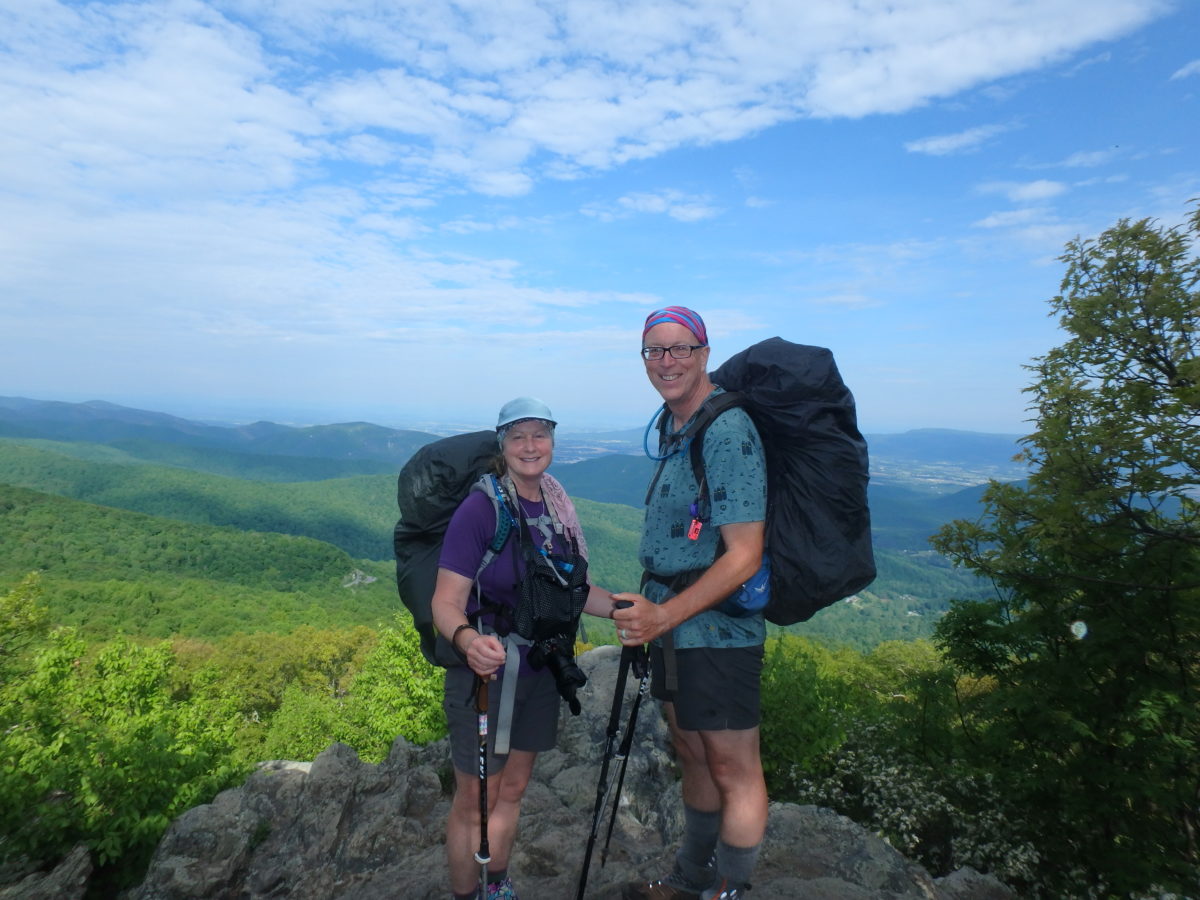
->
[642, 322, 711, 408]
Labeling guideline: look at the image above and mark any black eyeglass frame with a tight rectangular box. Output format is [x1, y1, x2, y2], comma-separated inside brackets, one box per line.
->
[641, 344, 706, 361]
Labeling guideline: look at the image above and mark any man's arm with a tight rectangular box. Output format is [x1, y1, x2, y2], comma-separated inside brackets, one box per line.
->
[612, 519, 764, 645]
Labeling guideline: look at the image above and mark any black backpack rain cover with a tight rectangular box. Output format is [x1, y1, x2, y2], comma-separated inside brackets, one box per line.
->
[711, 337, 875, 625]
[394, 430, 498, 666]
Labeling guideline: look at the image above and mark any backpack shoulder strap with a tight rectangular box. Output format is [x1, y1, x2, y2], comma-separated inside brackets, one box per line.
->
[685, 391, 746, 488]
[469, 474, 518, 579]
[642, 392, 747, 507]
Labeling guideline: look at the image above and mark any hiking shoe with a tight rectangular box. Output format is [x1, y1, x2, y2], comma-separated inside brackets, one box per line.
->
[622, 870, 710, 900]
[701, 879, 747, 899]
[486, 875, 518, 899]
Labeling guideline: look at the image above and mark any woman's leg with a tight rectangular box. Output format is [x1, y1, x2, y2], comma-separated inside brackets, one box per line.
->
[484, 748, 537, 872]
[445, 749, 537, 895]
[446, 766, 489, 897]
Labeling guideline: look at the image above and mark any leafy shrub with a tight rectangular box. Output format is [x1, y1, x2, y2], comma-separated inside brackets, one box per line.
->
[0, 611, 245, 891]
[759, 635, 855, 791]
[791, 722, 1041, 892]
[252, 616, 447, 765]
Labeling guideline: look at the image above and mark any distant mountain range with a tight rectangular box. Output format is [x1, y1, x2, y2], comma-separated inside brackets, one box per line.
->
[0, 394, 1027, 560]
[0, 395, 1028, 489]
[0, 396, 435, 470]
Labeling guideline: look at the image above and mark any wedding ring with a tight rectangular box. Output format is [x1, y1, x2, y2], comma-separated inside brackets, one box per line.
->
[619, 628, 628, 640]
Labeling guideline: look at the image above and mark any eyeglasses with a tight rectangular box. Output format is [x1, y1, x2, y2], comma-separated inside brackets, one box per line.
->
[641, 344, 705, 361]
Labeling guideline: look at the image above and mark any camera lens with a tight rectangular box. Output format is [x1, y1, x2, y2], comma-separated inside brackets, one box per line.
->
[528, 635, 587, 715]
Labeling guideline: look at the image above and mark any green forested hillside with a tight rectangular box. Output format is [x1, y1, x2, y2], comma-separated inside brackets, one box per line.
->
[782, 549, 987, 647]
[0, 439, 397, 559]
[87, 439, 393, 487]
[571, 496, 644, 593]
[0, 483, 400, 639]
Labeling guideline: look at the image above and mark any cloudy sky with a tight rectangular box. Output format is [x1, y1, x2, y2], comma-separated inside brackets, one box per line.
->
[2, 0, 1197, 434]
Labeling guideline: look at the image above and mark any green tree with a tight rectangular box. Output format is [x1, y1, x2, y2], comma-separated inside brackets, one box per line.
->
[0, 572, 49, 678]
[341, 617, 446, 761]
[0, 629, 244, 891]
[932, 208, 1200, 897]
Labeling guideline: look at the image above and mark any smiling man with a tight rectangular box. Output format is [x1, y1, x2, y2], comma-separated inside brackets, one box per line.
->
[612, 306, 768, 900]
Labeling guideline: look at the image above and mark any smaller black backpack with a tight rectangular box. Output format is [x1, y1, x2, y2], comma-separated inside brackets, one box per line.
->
[393, 431, 510, 666]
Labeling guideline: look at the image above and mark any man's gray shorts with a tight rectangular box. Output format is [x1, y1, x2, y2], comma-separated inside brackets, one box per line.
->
[649, 644, 764, 731]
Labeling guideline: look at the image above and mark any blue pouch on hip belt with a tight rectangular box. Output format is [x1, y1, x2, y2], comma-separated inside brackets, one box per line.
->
[716, 555, 771, 618]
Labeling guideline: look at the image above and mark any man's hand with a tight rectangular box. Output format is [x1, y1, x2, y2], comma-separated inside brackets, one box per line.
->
[611, 592, 675, 645]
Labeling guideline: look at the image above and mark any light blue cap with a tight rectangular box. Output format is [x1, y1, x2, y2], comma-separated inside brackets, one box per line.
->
[496, 396, 557, 430]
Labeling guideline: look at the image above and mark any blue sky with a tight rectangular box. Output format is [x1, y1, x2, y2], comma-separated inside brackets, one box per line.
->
[1, 0, 1197, 435]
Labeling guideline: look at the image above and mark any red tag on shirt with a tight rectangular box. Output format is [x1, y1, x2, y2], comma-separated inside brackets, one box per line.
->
[688, 518, 703, 540]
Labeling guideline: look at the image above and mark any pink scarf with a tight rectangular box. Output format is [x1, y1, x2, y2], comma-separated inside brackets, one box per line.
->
[541, 473, 588, 561]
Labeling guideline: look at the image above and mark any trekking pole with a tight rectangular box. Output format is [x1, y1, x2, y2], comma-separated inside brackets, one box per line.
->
[474, 676, 491, 900]
[575, 609, 635, 900]
[600, 643, 649, 868]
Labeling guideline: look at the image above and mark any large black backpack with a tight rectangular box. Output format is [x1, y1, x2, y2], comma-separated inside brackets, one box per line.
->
[393, 430, 508, 666]
[664, 337, 875, 625]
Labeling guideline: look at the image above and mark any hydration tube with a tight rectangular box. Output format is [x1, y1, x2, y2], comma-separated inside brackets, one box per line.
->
[642, 404, 692, 462]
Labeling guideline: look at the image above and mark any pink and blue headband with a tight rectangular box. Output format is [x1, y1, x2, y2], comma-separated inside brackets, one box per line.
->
[642, 306, 708, 346]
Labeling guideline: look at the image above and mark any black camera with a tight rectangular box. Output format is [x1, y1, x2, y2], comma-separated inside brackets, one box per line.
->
[528, 633, 588, 715]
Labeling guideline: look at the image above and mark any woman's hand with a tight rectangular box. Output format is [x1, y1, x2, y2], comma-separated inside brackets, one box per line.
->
[457, 628, 506, 678]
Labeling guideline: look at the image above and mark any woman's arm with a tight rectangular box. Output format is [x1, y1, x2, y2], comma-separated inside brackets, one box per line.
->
[431, 567, 507, 677]
[582, 583, 617, 619]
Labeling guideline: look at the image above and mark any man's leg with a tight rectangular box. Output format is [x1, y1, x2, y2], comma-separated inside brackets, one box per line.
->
[664, 704, 722, 887]
[695, 726, 767, 846]
[695, 726, 765, 898]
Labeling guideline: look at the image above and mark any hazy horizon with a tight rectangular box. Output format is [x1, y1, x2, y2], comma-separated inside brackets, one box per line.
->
[1, 390, 1030, 438]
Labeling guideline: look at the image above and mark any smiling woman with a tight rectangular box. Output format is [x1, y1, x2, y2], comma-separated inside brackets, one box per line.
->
[426, 396, 620, 900]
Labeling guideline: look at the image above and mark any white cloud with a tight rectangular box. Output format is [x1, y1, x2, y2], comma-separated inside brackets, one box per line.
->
[973, 208, 1050, 228]
[0, 0, 1183, 431]
[0, 0, 1174, 202]
[905, 124, 1013, 155]
[1060, 149, 1121, 167]
[1170, 59, 1200, 79]
[979, 180, 1069, 202]
[583, 189, 719, 222]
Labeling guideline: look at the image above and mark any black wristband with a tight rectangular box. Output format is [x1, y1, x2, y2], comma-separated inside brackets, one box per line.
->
[452, 623, 477, 653]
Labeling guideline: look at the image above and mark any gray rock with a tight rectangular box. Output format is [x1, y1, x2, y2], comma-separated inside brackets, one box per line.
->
[0, 845, 91, 900]
[5, 647, 1017, 900]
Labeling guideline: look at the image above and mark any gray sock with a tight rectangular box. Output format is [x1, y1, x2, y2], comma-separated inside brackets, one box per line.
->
[674, 804, 720, 885]
[713, 838, 760, 891]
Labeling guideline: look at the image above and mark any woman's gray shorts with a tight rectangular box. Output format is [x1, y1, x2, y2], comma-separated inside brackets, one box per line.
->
[649, 643, 764, 731]
[443, 664, 560, 774]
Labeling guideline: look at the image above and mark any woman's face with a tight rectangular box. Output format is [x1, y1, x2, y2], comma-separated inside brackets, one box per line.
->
[502, 419, 554, 482]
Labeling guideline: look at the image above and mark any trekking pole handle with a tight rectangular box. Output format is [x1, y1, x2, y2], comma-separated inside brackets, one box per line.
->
[613, 598, 634, 642]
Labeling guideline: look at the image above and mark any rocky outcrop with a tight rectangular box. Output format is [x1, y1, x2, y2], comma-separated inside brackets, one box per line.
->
[0, 845, 91, 900]
[9, 647, 1017, 899]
